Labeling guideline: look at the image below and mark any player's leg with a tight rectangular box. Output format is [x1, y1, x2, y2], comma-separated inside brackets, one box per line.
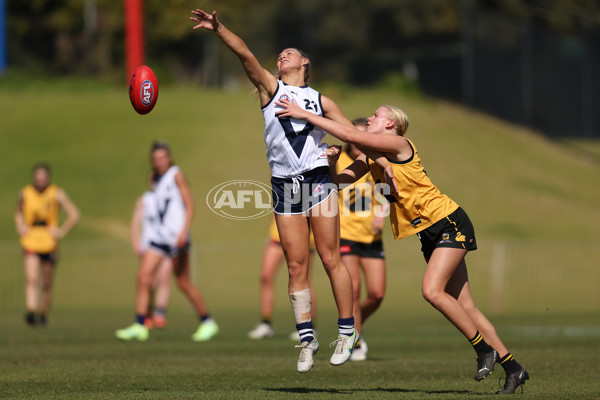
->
[173, 248, 218, 341]
[349, 255, 385, 361]
[306, 252, 318, 322]
[422, 247, 499, 380]
[23, 253, 41, 326]
[173, 248, 207, 316]
[342, 253, 366, 361]
[342, 254, 362, 334]
[152, 257, 172, 328]
[276, 212, 318, 372]
[135, 250, 163, 317]
[39, 257, 56, 326]
[248, 240, 284, 339]
[288, 250, 319, 342]
[446, 259, 528, 392]
[359, 256, 386, 324]
[309, 195, 357, 366]
[115, 249, 162, 341]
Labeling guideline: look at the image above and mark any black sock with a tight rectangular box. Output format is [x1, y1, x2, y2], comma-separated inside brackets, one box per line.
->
[499, 353, 521, 375]
[469, 331, 494, 356]
[25, 312, 36, 326]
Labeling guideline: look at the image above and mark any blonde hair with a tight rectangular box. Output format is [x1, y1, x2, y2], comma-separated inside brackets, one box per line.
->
[382, 105, 409, 136]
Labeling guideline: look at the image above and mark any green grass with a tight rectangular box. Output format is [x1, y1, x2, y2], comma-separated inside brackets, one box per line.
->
[1, 308, 599, 399]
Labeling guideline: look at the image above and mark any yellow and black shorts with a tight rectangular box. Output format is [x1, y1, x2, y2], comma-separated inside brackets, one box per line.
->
[417, 207, 477, 260]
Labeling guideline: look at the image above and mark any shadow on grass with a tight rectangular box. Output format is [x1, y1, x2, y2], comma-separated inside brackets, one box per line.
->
[265, 387, 481, 395]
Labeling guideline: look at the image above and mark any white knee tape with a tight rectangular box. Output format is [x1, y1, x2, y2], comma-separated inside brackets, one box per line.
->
[289, 288, 312, 323]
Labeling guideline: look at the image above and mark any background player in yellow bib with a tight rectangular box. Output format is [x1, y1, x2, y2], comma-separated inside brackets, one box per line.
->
[336, 118, 388, 362]
[275, 100, 529, 394]
[14, 163, 80, 327]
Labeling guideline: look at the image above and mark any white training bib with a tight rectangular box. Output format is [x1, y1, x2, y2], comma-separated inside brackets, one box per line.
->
[152, 165, 186, 247]
[262, 81, 329, 178]
[140, 191, 159, 251]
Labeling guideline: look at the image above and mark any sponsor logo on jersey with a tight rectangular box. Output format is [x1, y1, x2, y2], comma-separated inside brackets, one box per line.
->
[279, 94, 291, 102]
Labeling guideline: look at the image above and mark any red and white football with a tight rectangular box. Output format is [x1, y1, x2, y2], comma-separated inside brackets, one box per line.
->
[128, 65, 159, 115]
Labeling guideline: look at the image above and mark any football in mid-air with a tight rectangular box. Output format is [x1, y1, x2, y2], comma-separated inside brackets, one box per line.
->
[128, 65, 158, 115]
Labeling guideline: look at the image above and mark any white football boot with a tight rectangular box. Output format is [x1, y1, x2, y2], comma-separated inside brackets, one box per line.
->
[350, 336, 368, 361]
[296, 339, 319, 373]
[248, 322, 275, 340]
[329, 329, 358, 366]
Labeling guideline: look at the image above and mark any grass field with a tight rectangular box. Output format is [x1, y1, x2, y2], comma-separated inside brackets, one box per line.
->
[1, 77, 600, 399]
[1, 308, 599, 399]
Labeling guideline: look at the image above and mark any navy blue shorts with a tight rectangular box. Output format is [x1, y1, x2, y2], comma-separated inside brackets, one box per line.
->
[271, 166, 337, 215]
[149, 241, 190, 258]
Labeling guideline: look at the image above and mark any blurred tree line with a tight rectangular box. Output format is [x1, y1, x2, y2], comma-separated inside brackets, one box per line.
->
[6, 0, 599, 84]
[6, 0, 600, 136]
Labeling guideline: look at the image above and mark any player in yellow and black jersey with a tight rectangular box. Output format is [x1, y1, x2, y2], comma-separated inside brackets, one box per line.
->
[14, 163, 80, 327]
[275, 100, 529, 394]
[336, 118, 388, 361]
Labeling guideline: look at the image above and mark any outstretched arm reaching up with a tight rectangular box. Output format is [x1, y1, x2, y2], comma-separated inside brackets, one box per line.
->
[190, 9, 277, 105]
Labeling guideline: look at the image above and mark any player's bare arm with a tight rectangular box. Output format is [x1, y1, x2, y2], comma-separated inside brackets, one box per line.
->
[14, 190, 28, 236]
[327, 146, 369, 188]
[277, 98, 407, 155]
[175, 171, 194, 248]
[321, 96, 394, 160]
[190, 9, 277, 105]
[56, 189, 80, 239]
[277, 99, 400, 194]
[130, 197, 143, 255]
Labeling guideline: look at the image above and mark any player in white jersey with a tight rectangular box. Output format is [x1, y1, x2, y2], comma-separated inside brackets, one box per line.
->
[130, 190, 172, 329]
[190, 9, 393, 372]
[116, 141, 219, 342]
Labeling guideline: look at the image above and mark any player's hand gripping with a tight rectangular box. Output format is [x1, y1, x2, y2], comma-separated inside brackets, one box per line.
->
[326, 145, 342, 165]
[274, 98, 309, 120]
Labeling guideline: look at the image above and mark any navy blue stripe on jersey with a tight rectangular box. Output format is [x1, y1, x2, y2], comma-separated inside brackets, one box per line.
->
[278, 117, 315, 158]
[317, 93, 323, 116]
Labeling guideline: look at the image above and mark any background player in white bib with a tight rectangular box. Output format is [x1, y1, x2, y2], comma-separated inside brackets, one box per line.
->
[116, 141, 219, 342]
[130, 189, 172, 329]
[190, 9, 397, 372]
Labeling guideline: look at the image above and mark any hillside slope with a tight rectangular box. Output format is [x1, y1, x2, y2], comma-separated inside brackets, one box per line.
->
[1, 81, 598, 241]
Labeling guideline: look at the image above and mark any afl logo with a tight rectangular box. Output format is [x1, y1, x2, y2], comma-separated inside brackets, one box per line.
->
[140, 80, 155, 106]
[279, 94, 291, 102]
[206, 180, 277, 220]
